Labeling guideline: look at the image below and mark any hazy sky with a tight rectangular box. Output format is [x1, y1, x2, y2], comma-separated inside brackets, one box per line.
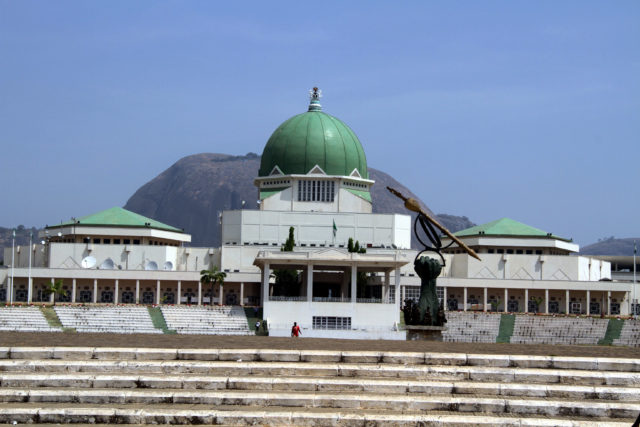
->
[1, 1, 638, 246]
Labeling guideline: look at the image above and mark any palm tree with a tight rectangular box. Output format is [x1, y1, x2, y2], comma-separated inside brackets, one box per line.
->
[200, 266, 227, 306]
[45, 279, 67, 306]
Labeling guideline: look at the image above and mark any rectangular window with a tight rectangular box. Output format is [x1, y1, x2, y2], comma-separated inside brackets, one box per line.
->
[103, 238, 111, 244]
[312, 316, 352, 330]
[133, 239, 140, 245]
[124, 239, 130, 245]
[488, 249, 495, 254]
[93, 238, 100, 244]
[114, 239, 121, 244]
[297, 180, 335, 203]
[516, 249, 523, 254]
[525, 250, 532, 254]
[535, 250, 542, 255]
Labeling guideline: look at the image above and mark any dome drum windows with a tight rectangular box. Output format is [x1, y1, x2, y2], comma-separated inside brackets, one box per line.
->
[298, 180, 335, 202]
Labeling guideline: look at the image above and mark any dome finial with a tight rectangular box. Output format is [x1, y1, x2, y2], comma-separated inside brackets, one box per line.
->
[308, 86, 322, 111]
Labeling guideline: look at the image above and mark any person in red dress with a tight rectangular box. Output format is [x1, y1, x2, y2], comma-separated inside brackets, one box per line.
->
[291, 322, 301, 337]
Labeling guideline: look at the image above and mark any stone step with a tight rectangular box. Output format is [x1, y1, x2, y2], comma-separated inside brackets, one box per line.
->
[1, 373, 638, 401]
[0, 387, 639, 418]
[0, 359, 637, 386]
[0, 403, 634, 426]
[1, 347, 638, 372]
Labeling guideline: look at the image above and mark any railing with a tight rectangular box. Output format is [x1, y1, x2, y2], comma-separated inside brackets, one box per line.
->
[268, 296, 307, 302]
[312, 297, 351, 303]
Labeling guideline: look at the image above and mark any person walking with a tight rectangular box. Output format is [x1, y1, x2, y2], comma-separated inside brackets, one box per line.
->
[255, 321, 261, 333]
[291, 322, 301, 337]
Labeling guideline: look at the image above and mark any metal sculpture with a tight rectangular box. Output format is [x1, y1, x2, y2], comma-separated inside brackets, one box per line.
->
[388, 187, 481, 326]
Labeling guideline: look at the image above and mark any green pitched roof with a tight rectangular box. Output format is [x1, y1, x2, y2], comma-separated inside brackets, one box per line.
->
[259, 97, 368, 179]
[51, 207, 183, 233]
[453, 218, 568, 241]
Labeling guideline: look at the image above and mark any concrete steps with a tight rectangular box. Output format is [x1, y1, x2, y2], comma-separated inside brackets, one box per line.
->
[0, 347, 638, 425]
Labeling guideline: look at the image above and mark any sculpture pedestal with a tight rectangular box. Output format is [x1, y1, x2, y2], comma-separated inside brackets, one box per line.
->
[405, 325, 446, 341]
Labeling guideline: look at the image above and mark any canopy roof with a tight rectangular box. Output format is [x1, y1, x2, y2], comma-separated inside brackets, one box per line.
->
[49, 207, 183, 233]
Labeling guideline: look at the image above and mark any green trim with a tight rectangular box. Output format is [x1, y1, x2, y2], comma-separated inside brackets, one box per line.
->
[51, 207, 183, 233]
[147, 306, 176, 334]
[598, 318, 624, 345]
[346, 188, 372, 202]
[453, 218, 570, 242]
[259, 187, 289, 200]
[496, 314, 515, 343]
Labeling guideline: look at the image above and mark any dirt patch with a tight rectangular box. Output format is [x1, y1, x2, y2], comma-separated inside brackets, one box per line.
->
[0, 331, 638, 359]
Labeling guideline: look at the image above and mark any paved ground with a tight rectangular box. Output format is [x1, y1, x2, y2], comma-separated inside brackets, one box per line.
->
[0, 331, 638, 358]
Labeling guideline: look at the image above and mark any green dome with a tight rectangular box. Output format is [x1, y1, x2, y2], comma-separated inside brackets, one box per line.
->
[259, 94, 368, 179]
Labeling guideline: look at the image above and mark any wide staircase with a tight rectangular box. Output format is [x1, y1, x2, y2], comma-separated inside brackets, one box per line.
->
[54, 306, 162, 334]
[442, 311, 501, 343]
[0, 346, 637, 425]
[614, 319, 640, 347]
[161, 305, 252, 335]
[0, 307, 62, 333]
[510, 315, 609, 345]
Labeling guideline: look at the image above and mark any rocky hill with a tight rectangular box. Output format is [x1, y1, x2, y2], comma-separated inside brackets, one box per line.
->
[580, 237, 639, 256]
[124, 153, 475, 248]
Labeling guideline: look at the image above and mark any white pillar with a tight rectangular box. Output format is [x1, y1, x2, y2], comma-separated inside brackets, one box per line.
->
[607, 291, 611, 315]
[443, 286, 447, 311]
[177, 281, 181, 305]
[545, 289, 549, 314]
[483, 287, 488, 312]
[586, 290, 590, 315]
[350, 265, 357, 303]
[219, 282, 224, 306]
[261, 263, 270, 306]
[524, 289, 529, 313]
[197, 280, 202, 306]
[504, 288, 508, 313]
[463, 287, 468, 312]
[93, 279, 98, 303]
[50, 278, 55, 304]
[156, 280, 161, 305]
[114, 280, 119, 304]
[401, 282, 406, 307]
[71, 279, 76, 303]
[306, 264, 313, 302]
[384, 271, 391, 303]
[240, 282, 244, 306]
[394, 268, 401, 313]
[27, 277, 33, 304]
[566, 289, 570, 315]
[135, 280, 140, 304]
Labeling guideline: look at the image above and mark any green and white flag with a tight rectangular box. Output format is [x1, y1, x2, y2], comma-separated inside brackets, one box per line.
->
[333, 220, 337, 238]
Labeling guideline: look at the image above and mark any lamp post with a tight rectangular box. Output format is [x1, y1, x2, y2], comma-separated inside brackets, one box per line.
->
[27, 231, 33, 304]
[10, 229, 15, 304]
[634, 240, 637, 319]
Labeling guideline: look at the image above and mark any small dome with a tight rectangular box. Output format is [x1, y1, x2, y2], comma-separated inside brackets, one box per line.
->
[258, 88, 368, 179]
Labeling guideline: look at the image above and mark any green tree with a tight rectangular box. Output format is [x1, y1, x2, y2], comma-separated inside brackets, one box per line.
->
[200, 266, 227, 306]
[45, 279, 67, 306]
[347, 238, 367, 297]
[272, 227, 299, 296]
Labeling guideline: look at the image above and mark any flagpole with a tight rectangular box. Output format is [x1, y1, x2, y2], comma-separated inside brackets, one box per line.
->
[28, 231, 33, 304]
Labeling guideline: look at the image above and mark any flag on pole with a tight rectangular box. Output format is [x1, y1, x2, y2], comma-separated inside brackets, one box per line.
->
[333, 220, 337, 238]
[634, 240, 637, 255]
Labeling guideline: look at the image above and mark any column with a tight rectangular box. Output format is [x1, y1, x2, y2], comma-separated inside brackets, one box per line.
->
[261, 263, 270, 305]
[443, 287, 447, 311]
[198, 281, 202, 306]
[504, 288, 508, 313]
[483, 287, 488, 312]
[384, 271, 391, 303]
[27, 277, 33, 304]
[114, 279, 119, 304]
[156, 280, 161, 305]
[93, 279, 98, 303]
[240, 282, 244, 306]
[394, 268, 401, 313]
[177, 281, 181, 305]
[463, 287, 468, 312]
[586, 290, 590, 315]
[219, 282, 224, 306]
[566, 289, 570, 314]
[71, 279, 76, 303]
[350, 265, 357, 303]
[402, 283, 406, 307]
[50, 278, 55, 303]
[544, 289, 549, 314]
[306, 264, 313, 302]
[135, 280, 140, 304]
[607, 291, 611, 315]
[524, 289, 529, 313]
